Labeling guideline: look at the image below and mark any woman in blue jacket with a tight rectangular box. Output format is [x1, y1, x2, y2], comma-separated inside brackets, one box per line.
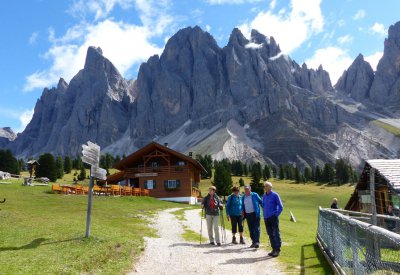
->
[226, 186, 245, 244]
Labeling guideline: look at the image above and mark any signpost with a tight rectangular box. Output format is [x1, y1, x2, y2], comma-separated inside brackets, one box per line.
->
[82, 141, 106, 238]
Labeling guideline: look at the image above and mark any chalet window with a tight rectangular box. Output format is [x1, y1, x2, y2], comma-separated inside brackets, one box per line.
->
[151, 162, 158, 167]
[164, 180, 181, 189]
[177, 161, 185, 166]
[144, 180, 156, 189]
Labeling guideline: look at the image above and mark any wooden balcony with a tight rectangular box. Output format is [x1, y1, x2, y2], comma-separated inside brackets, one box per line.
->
[125, 165, 189, 178]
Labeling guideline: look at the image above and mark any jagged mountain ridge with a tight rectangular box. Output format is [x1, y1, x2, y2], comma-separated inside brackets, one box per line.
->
[4, 25, 400, 168]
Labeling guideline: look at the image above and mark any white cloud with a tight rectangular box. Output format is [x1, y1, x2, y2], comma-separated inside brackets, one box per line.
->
[239, 0, 324, 54]
[337, 34, 353, 44]
[68, 0, 134, 21]
[353, 9, 366, 20]
[305, 47, 353, 85]
[365, 51, 383, 71]
[269, 0, 277, 9]
[370, 22, 386, 36]
[29, 32, 38, 45]
[205, 0, 262, 4]
[24, 0, 172, 92]
[337, 19, 346, 27]
[18, 109, 34, 133]
[205, 25, 211, 32]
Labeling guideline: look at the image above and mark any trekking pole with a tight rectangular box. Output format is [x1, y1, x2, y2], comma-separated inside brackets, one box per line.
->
[220, 209, 226, 243]
[200, 208, 204, 245]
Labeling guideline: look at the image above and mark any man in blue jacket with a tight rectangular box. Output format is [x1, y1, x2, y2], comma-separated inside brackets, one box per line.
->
[263, 181, 283, 257]
[241, 185, 263, 248]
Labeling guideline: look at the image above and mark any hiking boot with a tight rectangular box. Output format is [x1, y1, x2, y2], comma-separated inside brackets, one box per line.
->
[254, 243, 259, 249]
[240, 236, 245, 244]
[271, 250, 280, 257]
[268, 250, 274, 256]
[232, 236, 238, 244]
[217, 243, 221, 246]
[249, 243, 256, 248]
[210, 242, 215, 245]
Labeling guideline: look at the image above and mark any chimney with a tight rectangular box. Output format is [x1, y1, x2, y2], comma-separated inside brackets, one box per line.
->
[164, 143, 168, 147]
[188, 152, 193, 158]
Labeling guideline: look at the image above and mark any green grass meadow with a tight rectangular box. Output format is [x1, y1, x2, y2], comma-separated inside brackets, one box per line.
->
[199, 176, 354, 274]
[0, 178, 179, 274]
[0, 172, 354, 274]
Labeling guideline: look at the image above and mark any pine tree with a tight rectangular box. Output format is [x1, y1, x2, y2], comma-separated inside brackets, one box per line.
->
[243, 164, 248, 176]
[213, 162, 232, 198]
[251, 162, 263, 195]
[263, 165, 271, 180]
[36, 153, 57, 182]
[315, 165, 322, 182]
[239, 178, 245, 187]
[304, 167, 312, 183]
[271, 166, 277, 178]
[294, 167, 301, 183]
[55, 156, 64, 179]
[64, 156, 72, 174]
[0, 149, 20, 174]
[78, 166, 86, 181]
[279, 164, 285, 180]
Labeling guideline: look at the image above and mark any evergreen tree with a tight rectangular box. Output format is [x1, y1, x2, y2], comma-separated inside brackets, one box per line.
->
[278, 164, 285, 180]
[195, 154, 213, 179]
[36, 153, 57, 182]
[64, 156, 72, 174]
[78, 166, 86, 181]
[335, 158, 351, 184]
[213, 163, 232, 198]
[239, 178, 245, 187]
[55, 156, 64, 179]
[243, 164, 248, 176]
[271, 166, 277, 178]
[315, 165, 322, 182]
[304, 167, 312, 183]
[251, 162, 263, 195]
[114, 155, 121, 164]
[322, 163, 335, 183]
[0, 149, 20, 174]
[294, 167, 301, 183]
[263, 165, 271, 180]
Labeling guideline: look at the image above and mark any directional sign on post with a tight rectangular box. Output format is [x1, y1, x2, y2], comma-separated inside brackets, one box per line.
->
[91, 166, 107, 180]
[81, 140, 102, 238]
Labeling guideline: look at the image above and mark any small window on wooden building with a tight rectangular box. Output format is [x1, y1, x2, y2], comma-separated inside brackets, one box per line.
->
[164, 180, 181, 189]
[151, 162, 158, 167]
[144, 180, 156, 189]
[177, 161, 185, 166]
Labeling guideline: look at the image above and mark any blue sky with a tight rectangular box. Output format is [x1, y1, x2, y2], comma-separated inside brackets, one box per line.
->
[0, 0, 399, 133]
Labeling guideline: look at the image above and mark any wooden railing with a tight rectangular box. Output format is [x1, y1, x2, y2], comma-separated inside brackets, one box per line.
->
[125, 165, 189, 176]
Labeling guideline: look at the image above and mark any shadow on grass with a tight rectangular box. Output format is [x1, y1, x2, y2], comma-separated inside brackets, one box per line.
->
[0, 237, 84, 252]
[300, 243, 333, 275]
[222, 255, 273, 265]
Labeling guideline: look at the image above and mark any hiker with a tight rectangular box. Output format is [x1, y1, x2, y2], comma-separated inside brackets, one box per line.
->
[241, 185, 263, 248]
[263, 181, 283, 257]
[331, 198, 338, 209]
[226, 186, 245, 244]
[385, 204, 396, 231]
[201, 185, 223, 246]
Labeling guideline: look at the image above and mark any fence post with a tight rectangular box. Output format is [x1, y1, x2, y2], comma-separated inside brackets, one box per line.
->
[370, 168, 377, 226]
[350, 223, 362, 274]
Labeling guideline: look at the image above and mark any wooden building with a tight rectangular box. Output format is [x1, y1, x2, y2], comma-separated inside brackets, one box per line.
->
[345, 159, 400, 214]
[106, 142, 206, 204]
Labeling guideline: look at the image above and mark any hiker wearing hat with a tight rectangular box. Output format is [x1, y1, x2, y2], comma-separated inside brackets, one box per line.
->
[201, 185, 223, 246]
[241, 185, 263, 248]
[226, 186, 245, 244]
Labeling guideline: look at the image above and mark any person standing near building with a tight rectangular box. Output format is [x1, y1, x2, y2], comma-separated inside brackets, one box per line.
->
[241, 185, 263, 248]
[202, 186, 223, 246]
[331, 198, 339, 209]
[263, 181, 283, 257]
[226, 186, 245, 244]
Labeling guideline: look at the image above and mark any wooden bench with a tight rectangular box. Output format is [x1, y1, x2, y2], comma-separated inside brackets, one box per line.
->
[52, 184, 62, 194]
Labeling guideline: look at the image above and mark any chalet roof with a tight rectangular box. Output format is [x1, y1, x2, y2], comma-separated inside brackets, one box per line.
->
[113, 142, 207, 173]
[367, 159, 400, 193]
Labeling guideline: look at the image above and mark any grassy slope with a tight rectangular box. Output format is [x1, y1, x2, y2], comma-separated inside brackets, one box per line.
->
[0, 179, 180, 274]
[372, 120, 400, 137]
[199, 176, 354, 274]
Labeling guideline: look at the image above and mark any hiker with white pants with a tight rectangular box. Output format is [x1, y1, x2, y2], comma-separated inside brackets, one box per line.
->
[201, 185, 223, 246]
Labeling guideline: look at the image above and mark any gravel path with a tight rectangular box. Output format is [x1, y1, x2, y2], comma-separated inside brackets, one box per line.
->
[130, 208, 283, 275]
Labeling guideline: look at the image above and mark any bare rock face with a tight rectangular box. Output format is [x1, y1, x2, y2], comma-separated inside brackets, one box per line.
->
[335, 54, 374, 101]
[4, 25, 400, 168]
[0, 127, 16, 147]
[366, 22, 400, 107]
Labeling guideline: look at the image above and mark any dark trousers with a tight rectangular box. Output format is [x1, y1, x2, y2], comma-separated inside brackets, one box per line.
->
[245, 212, 260, 244]
[264, 215, 281, 251]
[230, 215, 244, 234]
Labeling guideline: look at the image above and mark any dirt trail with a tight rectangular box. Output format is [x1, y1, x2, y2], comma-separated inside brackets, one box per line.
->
[130, 208, 283, 275]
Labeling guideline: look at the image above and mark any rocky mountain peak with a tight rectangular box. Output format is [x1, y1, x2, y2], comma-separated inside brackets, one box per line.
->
[335, 52, 374, 101]
[388, 21, 400, 48]
[0, 127, 16, 141]
[228, 28, 248, 47]
[57, 78, 68, 92]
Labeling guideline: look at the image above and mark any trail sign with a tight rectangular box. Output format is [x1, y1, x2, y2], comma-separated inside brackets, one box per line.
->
[82, 142, 100, 166]
[91, 166, 107, 180]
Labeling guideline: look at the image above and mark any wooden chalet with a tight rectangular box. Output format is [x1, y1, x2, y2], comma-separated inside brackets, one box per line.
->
[345, 159, 400, 214]
[106, 142, 206, 204]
